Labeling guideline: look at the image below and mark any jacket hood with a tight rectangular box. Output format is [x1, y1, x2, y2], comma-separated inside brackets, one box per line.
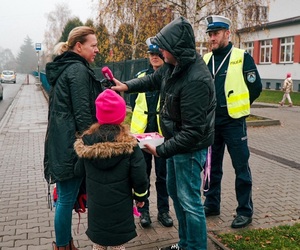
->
[74, 126, 138, 170]
[151, 16, 196, 67]
[45, 51, 89, 87]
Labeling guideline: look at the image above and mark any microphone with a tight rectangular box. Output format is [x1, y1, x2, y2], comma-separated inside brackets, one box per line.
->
[101, 66, 115, 88]
[102, 66, 114, 81]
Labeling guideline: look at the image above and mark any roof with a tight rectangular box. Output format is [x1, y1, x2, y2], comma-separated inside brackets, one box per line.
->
[237, 15, 300, 33]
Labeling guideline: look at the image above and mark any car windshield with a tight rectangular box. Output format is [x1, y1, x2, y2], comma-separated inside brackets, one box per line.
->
[3, 71, 14, 75]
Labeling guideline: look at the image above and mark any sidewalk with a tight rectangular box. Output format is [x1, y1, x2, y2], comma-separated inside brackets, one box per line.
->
[0, 75, 299, 249]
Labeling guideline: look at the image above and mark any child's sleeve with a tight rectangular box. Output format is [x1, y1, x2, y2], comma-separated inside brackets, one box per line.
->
[130, 146, 149, 202]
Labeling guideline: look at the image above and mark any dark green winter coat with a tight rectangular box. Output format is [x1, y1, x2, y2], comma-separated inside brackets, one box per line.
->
[44, 52, 103, 184]
[74, 124, 148, 246]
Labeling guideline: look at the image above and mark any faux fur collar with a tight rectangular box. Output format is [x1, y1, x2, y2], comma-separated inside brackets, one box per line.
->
[74, 133, 138, 159]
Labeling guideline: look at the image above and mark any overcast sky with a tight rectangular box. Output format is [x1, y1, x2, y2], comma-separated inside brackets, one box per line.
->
[0, 0, 96, 57]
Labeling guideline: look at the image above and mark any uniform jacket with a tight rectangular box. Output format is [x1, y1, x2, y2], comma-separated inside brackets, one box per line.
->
[125, 16, 216, 158]
[204, 42, 262, 125]
[204, 48, 251, 119]
[74, 124, 148, 246]
[44, 51, 103, 184]
[130, 66, 160, 133]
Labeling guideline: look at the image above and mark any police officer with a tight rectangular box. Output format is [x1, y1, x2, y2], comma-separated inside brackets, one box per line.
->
[202, 15, 262, 228]
[130, 42, 173, 228]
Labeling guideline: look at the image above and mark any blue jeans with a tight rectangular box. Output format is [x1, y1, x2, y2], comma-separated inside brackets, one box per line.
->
[55, 177, 83, 246]
[167, 149, 207, 250]
[204, 118, 253, 217]
[138, 151, 169, 214]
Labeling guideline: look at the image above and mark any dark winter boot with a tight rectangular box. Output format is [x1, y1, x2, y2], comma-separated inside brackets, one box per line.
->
[52, 241, 71, 250]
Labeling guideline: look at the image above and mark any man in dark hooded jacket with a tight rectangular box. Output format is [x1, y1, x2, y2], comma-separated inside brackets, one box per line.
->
[112, 16, 216, 250]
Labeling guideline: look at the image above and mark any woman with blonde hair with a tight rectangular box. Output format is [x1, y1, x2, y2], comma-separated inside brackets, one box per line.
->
[44, 26, 104, 250]
[52, 41, 68, 56]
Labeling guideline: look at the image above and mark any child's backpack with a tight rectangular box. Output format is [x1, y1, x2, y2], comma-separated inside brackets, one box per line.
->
[73, 179, 87, 214]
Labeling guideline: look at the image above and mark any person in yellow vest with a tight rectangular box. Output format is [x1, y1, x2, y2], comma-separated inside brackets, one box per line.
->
[202, 15, 262, 228]
[130, 42, 173, 228]
[112, 16, 216, 250]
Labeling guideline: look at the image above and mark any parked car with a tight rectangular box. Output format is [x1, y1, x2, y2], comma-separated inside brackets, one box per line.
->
[0, 83, 3, 100]
[0, 70, 16, 83]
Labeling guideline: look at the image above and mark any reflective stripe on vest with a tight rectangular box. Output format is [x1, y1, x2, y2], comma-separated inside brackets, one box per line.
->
[203, 48, 250, 119]
[130, 72, 161, 134]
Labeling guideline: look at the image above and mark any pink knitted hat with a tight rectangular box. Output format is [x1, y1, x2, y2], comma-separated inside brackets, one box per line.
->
[95, 89, 126, 125]
[286, 72, 291, 78]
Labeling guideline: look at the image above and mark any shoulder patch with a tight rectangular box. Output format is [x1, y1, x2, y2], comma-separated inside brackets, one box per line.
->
[247, 71, 256, 83]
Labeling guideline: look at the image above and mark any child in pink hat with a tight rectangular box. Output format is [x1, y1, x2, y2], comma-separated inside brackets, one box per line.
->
[279, 73, 293, 107]
[74, 89, 148, 250]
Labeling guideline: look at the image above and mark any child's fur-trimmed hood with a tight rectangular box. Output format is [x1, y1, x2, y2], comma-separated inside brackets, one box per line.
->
[74, 135, 138, 159]
[74, 124, 138, 161]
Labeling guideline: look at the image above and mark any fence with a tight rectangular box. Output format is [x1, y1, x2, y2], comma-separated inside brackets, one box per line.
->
[35, 58, 149, 105]
[93, 58, 149, 81]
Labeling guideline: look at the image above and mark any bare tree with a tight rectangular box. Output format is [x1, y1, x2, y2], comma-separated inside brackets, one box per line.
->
[0, 48, 16, 72]
[97, 0, 172, 60]
[96, 0, 269, 60]
[43, 3, 72, 60]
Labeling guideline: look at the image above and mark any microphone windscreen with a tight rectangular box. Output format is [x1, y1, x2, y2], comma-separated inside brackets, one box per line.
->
[101, 66, 114, 81]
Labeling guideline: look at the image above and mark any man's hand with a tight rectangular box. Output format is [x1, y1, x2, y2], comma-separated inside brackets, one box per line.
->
[143, 144, 159, 157]
[111, 78, 129, 92]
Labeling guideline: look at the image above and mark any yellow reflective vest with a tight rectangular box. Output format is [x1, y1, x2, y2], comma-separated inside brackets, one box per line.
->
[130, 72, 161, 134]
[203, 48, 250, 119]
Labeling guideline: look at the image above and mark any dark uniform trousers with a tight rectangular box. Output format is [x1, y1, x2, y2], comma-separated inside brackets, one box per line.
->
[138, 150, 169, 214]
[204, 118, 253, 217]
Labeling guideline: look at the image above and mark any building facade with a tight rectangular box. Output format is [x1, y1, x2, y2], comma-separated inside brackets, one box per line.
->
[197, 0, 300, 91]
[238, 16, 300, 91]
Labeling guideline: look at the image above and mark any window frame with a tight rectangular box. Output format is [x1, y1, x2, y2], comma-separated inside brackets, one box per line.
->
[243, 42, 254, 57]
[259, 39, 272, 64]
[279, 36, 294, 63]
[196, 42, 208, 56]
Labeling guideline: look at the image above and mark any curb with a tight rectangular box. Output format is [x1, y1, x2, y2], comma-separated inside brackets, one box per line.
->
[208, 233, 232, 250]
[247, 115, 281, 127]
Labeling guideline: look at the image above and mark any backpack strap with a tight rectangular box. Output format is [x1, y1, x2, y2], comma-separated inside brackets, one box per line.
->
[47, 182, 53, 210]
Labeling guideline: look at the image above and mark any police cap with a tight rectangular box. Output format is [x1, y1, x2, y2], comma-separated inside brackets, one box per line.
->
[205, 15, 231, 33]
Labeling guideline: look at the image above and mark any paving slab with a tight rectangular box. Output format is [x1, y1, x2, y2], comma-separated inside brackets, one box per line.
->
[0, 76, 299, 249]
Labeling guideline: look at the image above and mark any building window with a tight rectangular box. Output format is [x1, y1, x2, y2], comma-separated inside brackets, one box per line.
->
[196, 42, 208, 56]
[280, 36, 294, 63]
[260, 39, 272, 63]
[243, 42, 254, 57]
[246, 5, 268, 22]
